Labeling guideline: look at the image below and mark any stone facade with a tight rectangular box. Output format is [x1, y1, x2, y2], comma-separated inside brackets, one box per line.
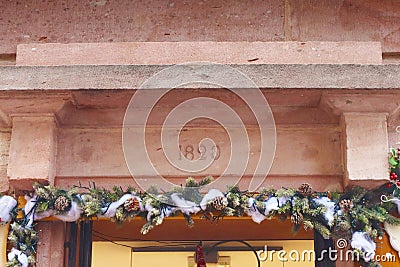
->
[1, 0, 400, 55]
[0, 1, 399, 266]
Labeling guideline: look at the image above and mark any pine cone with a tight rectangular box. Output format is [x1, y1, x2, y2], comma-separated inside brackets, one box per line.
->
[298, 183, 313, 196]
[291, 212, 304, 225]
[209, 196, 228, 211]
[339, 199, 354, 212]
[124, 197, 141, 212]
[54, 195, 71, 212]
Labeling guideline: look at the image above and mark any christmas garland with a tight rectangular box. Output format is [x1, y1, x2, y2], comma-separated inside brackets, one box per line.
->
[1, 151, 400, 266]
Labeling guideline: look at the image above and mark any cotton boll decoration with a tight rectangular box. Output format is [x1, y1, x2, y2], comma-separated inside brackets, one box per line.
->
[34, 209, 55, 221]
[278, 196, 290, 207]
[144, 202, 154, 221]
[263, 197, 279, 215]
[170, 193, 200, 215]
[391, 197, 400, 214]
[98, 193, 136, 218]
[313, 197, 336, 226]
[247, 198, 266, 224]
[144, 202, 174, 221]
[23, 195, 55, 224]
[351, 231, 376, 262]
[8, 248, 28, 267]
[384, 222, 400, 258]
[24, 196, 38, 228]
[160, 206, 174, 219]
[0, 196, 17, 223]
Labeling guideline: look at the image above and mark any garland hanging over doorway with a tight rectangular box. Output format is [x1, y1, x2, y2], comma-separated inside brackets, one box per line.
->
[1, 150, 400, 267]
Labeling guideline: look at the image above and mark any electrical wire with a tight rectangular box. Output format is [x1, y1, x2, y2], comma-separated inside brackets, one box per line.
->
[93, 230, 196, 246]
[208, 240, 261, 267]
[93, 233, 135, 249]
[93, 233, 196, 249]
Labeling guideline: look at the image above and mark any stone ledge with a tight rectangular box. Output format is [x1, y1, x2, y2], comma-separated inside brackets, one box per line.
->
[1, 64, 400, 90]
[16, 41, 382, 65]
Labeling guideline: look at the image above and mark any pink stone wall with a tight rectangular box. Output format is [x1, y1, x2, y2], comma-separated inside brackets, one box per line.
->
[289, 0, 400, 53]
[1, 0, 399, 54]
[0, 0, 284, 54]
[16, 41, 382, 65]
[0, 2, 397, 266]
[0, 131, 11, 192]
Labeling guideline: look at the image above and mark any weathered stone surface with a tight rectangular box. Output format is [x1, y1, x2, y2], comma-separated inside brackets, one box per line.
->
[56, 126, 341, 179]
[0, 93, 70, 120]
[16, 41, 382, 65]
[7, 116, 57, 190]
[36, 221, 66, 267]
[57, 105, 338, 128]
[0, 131, 11, 192]
[0, 54, 15, 66]
[1, 64, 400, 90]
[289, 0, 400, 52]
[0, 0, 284, 54]
[341, 113, 389, 183]
[1, 0, 400, 54]
[320, 93, 400, 116]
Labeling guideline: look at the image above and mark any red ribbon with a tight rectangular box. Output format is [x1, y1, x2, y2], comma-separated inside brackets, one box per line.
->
[196, 244, 207, 267]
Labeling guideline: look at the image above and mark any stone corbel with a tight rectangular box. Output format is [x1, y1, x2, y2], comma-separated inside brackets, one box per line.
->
[320, 93, 399, 188]
[1, 93, 71, 191]
[7, 114, 58, 190]
[0, 92, 71, 127]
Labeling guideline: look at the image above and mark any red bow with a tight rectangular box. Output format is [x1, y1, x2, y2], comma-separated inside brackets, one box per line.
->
[196, 244, 207, 267]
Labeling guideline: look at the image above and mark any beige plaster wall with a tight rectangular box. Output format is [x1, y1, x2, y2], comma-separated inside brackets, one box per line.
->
[92, 240, 314, 267]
